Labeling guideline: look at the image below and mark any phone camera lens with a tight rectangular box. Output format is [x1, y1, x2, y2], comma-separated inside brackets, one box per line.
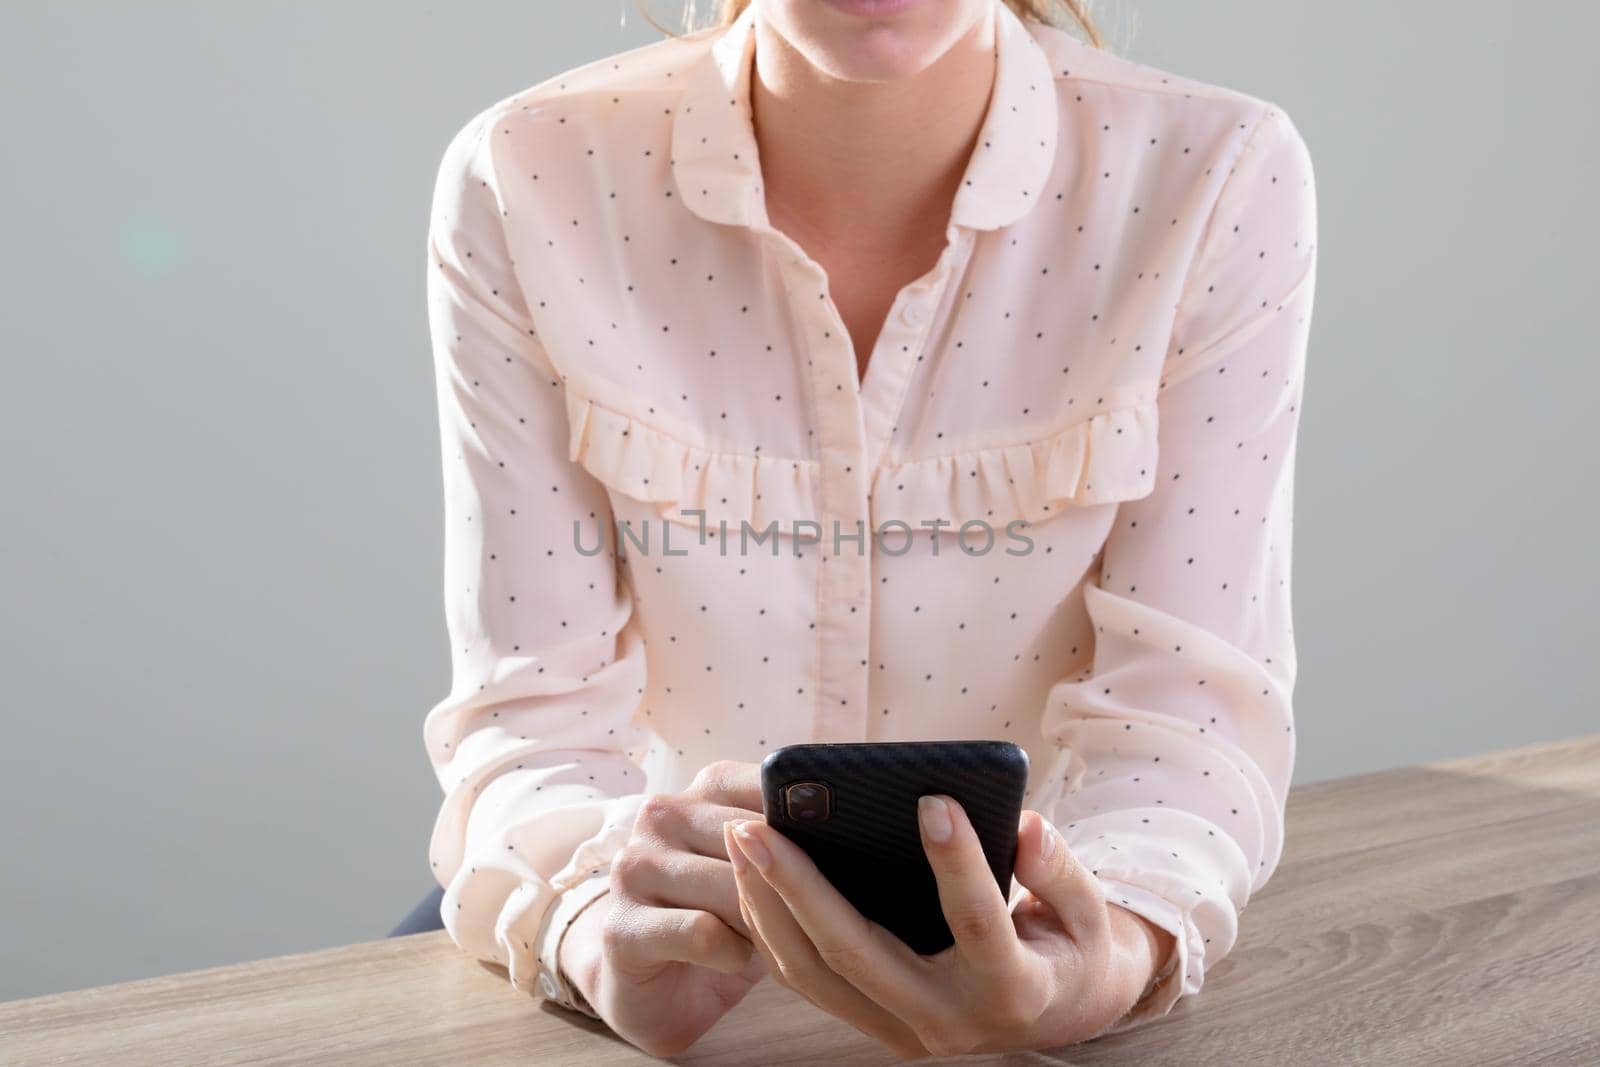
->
[784, 781, 831, 823]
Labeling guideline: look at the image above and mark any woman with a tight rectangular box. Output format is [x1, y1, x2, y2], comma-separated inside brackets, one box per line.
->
[416, 0, 1317, 1057]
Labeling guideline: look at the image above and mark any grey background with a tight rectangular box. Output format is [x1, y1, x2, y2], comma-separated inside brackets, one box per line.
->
[0, 1, 1593, 1001]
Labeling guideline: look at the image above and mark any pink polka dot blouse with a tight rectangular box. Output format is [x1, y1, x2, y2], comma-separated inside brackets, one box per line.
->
[421, 0, 1317, 1034]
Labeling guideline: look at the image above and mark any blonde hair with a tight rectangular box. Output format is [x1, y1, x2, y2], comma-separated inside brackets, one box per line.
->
[641, 1, 1105, 50]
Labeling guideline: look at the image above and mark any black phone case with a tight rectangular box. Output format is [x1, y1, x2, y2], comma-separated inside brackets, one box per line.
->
[758, 739, 1030, 956]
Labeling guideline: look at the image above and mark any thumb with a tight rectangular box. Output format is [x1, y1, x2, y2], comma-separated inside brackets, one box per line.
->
[1013, 810, 1110, 948]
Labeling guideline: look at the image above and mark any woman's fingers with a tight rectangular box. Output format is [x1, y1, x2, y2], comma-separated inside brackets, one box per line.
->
[916, 795, 1029, 975]
[611, 844, 749, 937]
[686, 759, 764, 813]
[727, 820, 938, 1016]
[604, 897, 754, 975]
[727, 824, 931, 1060]
[1011, 809, 1109, 948]
[634, 791, 764, 860]
[679, 801, 769, 860]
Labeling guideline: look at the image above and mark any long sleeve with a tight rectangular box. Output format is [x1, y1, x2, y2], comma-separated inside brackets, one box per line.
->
[1040, 103, 1318, 1032]
[421, 105, 658, 1000]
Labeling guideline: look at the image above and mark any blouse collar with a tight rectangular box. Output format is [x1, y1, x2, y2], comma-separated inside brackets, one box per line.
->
[670, 0, 1060, 232]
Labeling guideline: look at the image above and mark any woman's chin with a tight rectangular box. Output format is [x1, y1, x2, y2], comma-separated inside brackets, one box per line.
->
[821, 0, 930, 18]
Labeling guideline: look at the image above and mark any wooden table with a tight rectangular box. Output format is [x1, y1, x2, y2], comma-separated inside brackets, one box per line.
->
[5, 735, 1598, 1066]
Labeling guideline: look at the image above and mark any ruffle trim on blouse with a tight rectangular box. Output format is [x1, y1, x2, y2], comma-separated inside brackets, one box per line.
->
[563, 374, 822, 532]
[869, 395, 1161, 531]
[562, 373, 1159, 534]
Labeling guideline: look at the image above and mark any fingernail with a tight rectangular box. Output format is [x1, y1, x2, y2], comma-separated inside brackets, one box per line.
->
[919, 796, 952, 843]
[725, 822, 748, 873]
[1039, 816, 1056, 862]
[733, 822, 771, 871]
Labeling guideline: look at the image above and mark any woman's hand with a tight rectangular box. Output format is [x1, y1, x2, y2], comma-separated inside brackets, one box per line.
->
[559, 761, 769, 1058]
[723, 797, 1175, 1059]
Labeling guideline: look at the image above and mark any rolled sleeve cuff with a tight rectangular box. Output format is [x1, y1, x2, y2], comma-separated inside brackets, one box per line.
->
[1094, 879, 1196, 1035]
[532, 869, 613, 1015]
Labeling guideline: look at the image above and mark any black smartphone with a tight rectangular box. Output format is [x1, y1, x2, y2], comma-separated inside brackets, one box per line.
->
[758, 739, 1030, 956]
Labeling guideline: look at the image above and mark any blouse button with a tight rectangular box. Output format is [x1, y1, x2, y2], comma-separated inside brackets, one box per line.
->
[539, 972, 559, 998]
[900, 302, 927, 326]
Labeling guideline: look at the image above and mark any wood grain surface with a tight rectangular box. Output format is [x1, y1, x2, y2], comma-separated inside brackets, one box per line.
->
[3, 734, 1597, 1066]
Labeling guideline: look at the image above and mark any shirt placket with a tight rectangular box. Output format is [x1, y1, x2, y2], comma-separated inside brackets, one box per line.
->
[762, 235, 874, 741]
[759, 221, 972, 742]
[857, 226, 976, 473]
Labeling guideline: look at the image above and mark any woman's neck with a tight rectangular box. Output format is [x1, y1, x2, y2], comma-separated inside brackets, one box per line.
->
[749, 12, 997, 254]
